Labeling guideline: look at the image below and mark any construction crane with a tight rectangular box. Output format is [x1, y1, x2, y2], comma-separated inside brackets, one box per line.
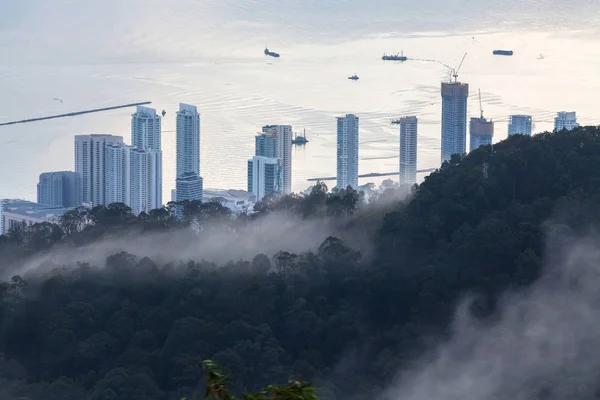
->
[408, 52, 467, 82]
[452, 52, 467, 82]
[478, 88, 483, 119]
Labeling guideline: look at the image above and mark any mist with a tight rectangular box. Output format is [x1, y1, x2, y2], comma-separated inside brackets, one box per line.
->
[382, 232, 600, 400]
[0, 207, 377, 280]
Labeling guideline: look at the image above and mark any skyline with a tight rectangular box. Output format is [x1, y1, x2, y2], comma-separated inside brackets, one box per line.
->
[2, 99, 581, 211]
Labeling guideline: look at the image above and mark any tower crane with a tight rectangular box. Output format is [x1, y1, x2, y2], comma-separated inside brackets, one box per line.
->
[478, 88, 483, 119]
[405, 52, 467, 82]
[452, 52, 467, 83]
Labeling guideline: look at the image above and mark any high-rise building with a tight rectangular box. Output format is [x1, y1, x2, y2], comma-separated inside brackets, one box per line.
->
[37, 171, 82, 208]
[336, 114, 359, 190]
[75, 134, 124, 206]
[176, 172, 203, 203]
[129, 148, 162, 215]
[554, 111, 579, 132]
[105, 144, 133, 206]
[469, 117, 494, 152]
[248, 156, 281, 201]
[175, 103, 203, 205]
[399, 116, 418, 186]
[255, 133, 278, 158]
[508, 115, 532, 136]
[131, 106, 161, 151]
[176, 103, 200, 178]
[441, 82, 469, 164]
[131, 106, 162, 210]
[260, 125, 292, 194]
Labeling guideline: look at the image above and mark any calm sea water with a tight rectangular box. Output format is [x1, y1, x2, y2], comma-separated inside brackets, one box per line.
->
[1, 0, 600, 201]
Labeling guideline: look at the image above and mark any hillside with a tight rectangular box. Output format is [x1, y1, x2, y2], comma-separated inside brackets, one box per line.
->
[1, 128, 600, 399]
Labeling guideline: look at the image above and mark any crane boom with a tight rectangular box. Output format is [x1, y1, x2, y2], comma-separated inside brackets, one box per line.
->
[452, 52, 468, 82]
[478, 88, 483, 119]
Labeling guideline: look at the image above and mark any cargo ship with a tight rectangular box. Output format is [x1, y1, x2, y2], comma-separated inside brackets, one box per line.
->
[348, 74, 359, 80]
[493, 50, 513, 56]
[382, 51, 407, 61]
[264, 47, 280, 58]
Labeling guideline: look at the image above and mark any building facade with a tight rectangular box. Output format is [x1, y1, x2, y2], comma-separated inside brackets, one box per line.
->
[399, 116, 418, 186]
[554, 111, 579, 132]
[129, 148, 162, 215]
[260, 125, 292, 194]
[203, 189, 255, 214]
[1, 199, 67, 235]
[469, 117, 494, 152]
[248, 156, 281, 201]
[74, 134, 124, 206]
[508, 115, 532, 136]
[255, 133, 278, 158]
[105, 144, 133, 206]
[441, 82, 469, 163]
[176, 172, 203, 203]
[176, 103, 201, 178]
[131, 106, 162, 151]
[131, 106, 162, 210]
[336, 114, 359, 190]
[37, 171, 82, 208]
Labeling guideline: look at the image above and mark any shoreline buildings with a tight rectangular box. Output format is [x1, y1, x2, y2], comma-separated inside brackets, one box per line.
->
[469, 117, 494, 152]
[37, 171, 82, 208]
[131, 106, 162, 212]
[260, 125, 292, 194]
[336, 114, 359, 190]
[248, 156, 281, 201]
[508, 115, 532, 136]
[554, 111, 579, 132]
[75, 134, 124, 206]
[398, 116, 418, 186]
[441, 82, 469, 163]
[175, 103, 203, 203]
[247, 124, 292, 200]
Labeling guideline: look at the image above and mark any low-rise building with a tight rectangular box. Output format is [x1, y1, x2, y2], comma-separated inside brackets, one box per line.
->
[1, 199, 67, 235]
[202, 189, 255, 214]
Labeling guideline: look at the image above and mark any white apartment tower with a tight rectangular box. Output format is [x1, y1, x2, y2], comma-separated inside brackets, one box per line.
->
[261, 125, 292, 194]
[175, 103, 203, 203]
[74, 134, 124, 206]
[132, 106, 161, 151]
[554, 111, 579, 132]
[131, 106, 162, 209]
[176, 103, 201, 178]
[105, 144, 133, 206]
[336, 114, 359, 190]
[130, 148, 162, 215]
[399, 116, 418, 186]
[248, 156, 281, 201]
[508, 115, 532, 136]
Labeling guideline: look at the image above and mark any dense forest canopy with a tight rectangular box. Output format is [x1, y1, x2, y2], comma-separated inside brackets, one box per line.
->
[1, 128, 600, 399]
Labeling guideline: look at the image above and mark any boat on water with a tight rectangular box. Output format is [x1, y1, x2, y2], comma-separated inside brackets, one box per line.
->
[382, 51, 407, 61]
[493, 50, 514, 56]
[348, 74, 359, 80]
[292, 129, 309, 145]
[264, 47, 280, 58]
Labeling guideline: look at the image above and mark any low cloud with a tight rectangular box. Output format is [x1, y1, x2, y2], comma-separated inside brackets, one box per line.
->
[383, 234, 600, 400]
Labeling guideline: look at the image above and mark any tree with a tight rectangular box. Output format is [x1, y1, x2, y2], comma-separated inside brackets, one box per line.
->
[201, 360, 318, 400]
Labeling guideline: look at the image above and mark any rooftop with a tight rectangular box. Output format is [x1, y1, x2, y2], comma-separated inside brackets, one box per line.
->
[203, 189, 255, 203]
[2, 199, 67, 220]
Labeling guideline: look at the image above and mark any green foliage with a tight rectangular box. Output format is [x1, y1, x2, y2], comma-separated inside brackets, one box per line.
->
[1, 128, 600, 398]
[201, 360, 317, 400]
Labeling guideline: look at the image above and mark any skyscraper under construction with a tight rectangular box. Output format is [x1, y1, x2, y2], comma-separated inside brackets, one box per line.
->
[441, 82, 469, 164]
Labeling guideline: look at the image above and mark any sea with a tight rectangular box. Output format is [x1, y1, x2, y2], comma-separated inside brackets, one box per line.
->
[1, 0, 600, 202]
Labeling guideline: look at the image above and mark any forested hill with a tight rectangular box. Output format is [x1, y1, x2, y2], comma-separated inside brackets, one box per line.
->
[1, 127, 600, 399]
